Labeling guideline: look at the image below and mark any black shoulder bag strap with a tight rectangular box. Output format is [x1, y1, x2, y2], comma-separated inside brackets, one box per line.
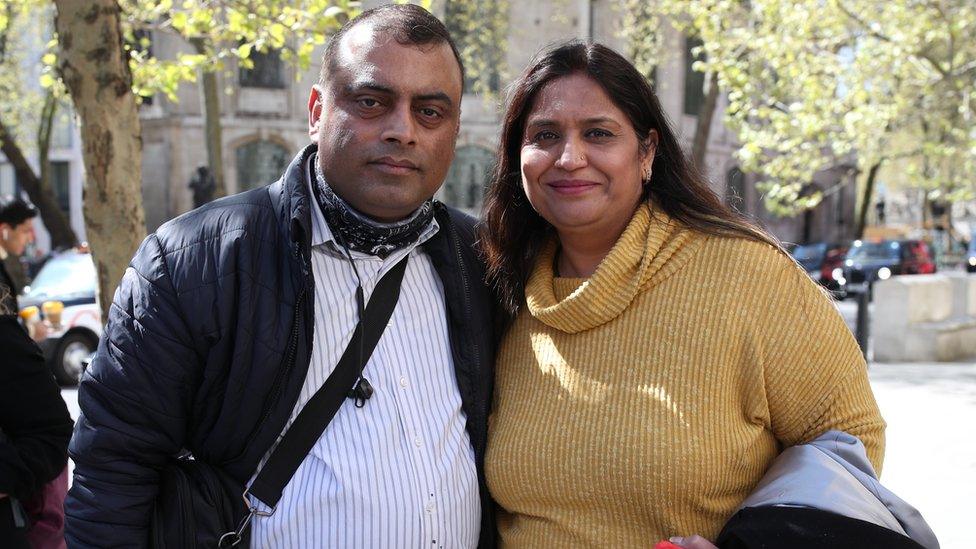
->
[219, 255, 410, 547]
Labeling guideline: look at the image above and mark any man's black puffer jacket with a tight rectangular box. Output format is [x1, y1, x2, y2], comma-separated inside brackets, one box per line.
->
[65, 145, 496, 548]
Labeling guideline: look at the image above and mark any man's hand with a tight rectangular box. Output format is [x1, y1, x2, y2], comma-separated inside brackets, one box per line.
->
[656, 535, 719, 549]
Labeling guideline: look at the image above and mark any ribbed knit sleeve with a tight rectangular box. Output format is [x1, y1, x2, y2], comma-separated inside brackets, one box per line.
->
[756, 249, 886, 472]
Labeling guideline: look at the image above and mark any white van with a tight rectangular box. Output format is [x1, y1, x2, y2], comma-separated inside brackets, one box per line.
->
[19, 249, 101, 385]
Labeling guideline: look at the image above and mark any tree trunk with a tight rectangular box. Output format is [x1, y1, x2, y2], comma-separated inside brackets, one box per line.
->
[691, 71, 720, 173]
[0, 118, 78, 249]
[855, 160, 883, 238]
[54, 0, 146, 321]
[190, 38, 226, 199]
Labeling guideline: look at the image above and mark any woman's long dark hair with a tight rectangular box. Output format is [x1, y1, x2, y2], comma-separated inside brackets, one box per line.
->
[481, 41, 779, 315]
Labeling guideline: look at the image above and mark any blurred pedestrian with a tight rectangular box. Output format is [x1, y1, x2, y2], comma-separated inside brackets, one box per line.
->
[481, 41, 888, 548]
[0, 305, 73, 548]
[0, 196, 38, 313]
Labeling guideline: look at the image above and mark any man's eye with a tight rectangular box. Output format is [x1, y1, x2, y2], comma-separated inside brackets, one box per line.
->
[419, 107, 442, 118]
[358, 98, 380, 108]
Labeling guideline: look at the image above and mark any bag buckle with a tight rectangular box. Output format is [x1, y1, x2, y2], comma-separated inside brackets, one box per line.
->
[217, 489, 276, 547]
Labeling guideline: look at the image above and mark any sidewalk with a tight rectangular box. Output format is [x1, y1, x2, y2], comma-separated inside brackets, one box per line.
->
[869, 360, 976, 549]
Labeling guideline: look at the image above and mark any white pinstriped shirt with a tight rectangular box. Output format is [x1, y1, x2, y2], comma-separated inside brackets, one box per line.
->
[247, 169, 480, 548]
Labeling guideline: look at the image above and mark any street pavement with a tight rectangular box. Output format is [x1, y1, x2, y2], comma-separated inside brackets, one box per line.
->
[60, 308, 975, 547]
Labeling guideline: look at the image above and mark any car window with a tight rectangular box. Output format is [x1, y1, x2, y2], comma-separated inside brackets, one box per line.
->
[23, 252, 97, 300]
[847, 241, 901, 261]
[792, 243, 828, 263]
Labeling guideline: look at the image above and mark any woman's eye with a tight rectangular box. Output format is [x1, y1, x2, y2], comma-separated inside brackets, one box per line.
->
[533, 130, 559, 141]
[587, 128, 613, 138]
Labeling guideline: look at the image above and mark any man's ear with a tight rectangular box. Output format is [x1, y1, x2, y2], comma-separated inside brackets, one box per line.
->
[308, 86, 324, 142]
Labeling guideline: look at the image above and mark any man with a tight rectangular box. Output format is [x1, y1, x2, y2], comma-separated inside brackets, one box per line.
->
[65, 5, 495, 547]
[0, 197, 37, 313]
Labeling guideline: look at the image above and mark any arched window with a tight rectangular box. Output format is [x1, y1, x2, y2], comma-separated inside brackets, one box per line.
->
[726, 167, 745, 212]
[442, 145, 493, 212]
[235, 140, 290, 192]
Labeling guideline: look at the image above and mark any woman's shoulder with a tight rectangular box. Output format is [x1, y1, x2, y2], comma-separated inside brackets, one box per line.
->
[698, 232, 801, 282]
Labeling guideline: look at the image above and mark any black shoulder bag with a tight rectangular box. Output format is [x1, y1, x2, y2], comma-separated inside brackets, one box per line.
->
[151, 256, 410, 548]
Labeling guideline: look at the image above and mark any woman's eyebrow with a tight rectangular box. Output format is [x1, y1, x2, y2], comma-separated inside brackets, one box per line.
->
[526, 116, 621, 128]
[526, 118, 556, 127]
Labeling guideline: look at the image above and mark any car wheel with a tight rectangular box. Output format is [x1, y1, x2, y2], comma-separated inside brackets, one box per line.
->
[52, 331, 97, 386]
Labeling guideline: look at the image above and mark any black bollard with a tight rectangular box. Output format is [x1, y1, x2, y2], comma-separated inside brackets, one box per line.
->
[855, 286, 870, 361]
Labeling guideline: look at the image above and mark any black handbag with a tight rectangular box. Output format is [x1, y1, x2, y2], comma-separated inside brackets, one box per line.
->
[717, 506, 926, 549]
[150, 458, 243, 548]
[149, 256, 409, 548]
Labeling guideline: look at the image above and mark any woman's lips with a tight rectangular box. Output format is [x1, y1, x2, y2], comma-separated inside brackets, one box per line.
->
[546, 179, 599, 195]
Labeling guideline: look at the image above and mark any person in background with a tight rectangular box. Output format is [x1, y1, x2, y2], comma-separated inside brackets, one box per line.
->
[0, 303, 74, 548]
[481, 41, 886, 548]
[0, 196, 37, 313]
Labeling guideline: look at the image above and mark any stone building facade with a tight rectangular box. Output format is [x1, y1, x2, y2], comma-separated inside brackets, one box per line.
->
[3, 0, 858, 248]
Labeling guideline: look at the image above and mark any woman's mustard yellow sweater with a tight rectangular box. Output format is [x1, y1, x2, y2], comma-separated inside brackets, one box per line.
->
[485, 204, 886, 548]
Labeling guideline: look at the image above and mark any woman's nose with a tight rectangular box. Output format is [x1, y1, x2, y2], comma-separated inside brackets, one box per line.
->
[555, 139, 587, 171]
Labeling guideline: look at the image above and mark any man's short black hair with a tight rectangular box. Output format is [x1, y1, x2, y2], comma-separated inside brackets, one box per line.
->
[0, 196, 37, 227]
[319, 3, 466, 94]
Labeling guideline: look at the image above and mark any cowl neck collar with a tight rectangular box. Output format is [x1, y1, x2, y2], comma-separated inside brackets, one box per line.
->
[524, 204, 703, 333]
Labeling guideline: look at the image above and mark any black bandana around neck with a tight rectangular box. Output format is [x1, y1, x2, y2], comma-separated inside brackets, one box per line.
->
[310, 153, 435, 258]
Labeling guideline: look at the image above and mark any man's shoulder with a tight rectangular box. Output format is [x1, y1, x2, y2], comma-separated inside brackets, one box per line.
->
[153, 185, 280, 255]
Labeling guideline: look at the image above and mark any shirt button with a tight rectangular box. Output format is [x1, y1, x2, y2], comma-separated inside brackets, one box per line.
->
[399, 377, 408, 388]
[414, 436, 422, 447]
[425, 502, 434, 513]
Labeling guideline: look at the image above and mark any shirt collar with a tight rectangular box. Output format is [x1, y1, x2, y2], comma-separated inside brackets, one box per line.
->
[305, 156, 439, 257]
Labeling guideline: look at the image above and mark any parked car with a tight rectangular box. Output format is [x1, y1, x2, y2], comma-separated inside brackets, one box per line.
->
[790, 242, 850, 296]
[836, 239, 936, 297]
[18, 249, 101, 385]
[967, 233, 975, 273]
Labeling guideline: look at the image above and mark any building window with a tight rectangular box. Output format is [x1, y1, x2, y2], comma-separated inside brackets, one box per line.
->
[235, 140, 290, 192]
[239, 49, 285, 89]
[726, 167, 745, 213]
[443, 145, 493, 211]
[51, 109, 73, 150]
[444, 1, 504, 93]
[50, 161, 71, 215]
[0, 163, 16, 197]
[131, 29, 154, 105]
[683, 37, 706, 116]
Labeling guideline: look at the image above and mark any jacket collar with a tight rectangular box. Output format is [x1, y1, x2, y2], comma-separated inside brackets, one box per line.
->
[281, 144, 318, 250]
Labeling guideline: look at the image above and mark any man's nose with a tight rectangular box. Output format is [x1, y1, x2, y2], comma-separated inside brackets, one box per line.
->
[380, 103, 418, 146]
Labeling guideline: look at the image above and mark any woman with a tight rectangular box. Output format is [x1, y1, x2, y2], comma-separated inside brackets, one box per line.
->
[481, 42, 885, 547]
[1, 299, 73, 548]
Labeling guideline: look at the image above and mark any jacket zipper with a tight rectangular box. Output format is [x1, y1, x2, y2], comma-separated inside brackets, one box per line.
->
[447, 217, 488, 457]
[254, 245, 309, 438]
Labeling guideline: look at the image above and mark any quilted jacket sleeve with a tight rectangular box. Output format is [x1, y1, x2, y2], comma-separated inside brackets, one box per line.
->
[65, 234, 199, 548]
